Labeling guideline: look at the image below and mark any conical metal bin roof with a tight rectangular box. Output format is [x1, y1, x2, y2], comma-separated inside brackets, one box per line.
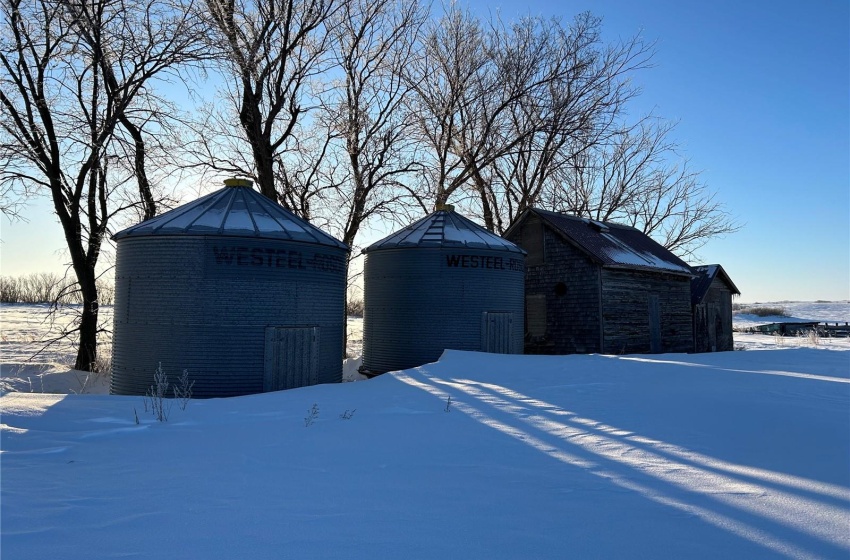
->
[363, 208, 524, 254]
[113, 180, 347, 249]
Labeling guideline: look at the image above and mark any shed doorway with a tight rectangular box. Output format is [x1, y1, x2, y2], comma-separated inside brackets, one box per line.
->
[708, 303, 720, 352]
[263, 327, 319, 391]
[648, 295, 662, 353]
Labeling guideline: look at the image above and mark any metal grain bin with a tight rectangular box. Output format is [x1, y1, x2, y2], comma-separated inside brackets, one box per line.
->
[111, 179, 349, 397]
[361, 206, 525, 376]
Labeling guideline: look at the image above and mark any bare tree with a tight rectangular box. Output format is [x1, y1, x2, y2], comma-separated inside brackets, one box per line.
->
[274, 123, 341, 222]
[405, 7, 619, 225]
[322, 0, 428, 247]
[486, 13, 651, 233]
[200, 0, 339, 210]
[403, 7, 733, 255]
[303, 0, 428, 357]
[0, 158, 28, 219]
[551, 117, 740, 258]
[0, 0, 205, 370]
[403, 4, 495, 210]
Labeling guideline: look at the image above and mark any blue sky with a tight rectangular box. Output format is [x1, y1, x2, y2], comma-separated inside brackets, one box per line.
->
[470, 0, 849, 302]
[1, 0, 848, 302]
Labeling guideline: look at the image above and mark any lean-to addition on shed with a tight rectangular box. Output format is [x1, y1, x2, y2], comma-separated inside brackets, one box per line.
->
[691, 264, 740, 352]
[361, 205, 526, 376]
[504, 209, 695, 355]
[111, 179, 349, 398]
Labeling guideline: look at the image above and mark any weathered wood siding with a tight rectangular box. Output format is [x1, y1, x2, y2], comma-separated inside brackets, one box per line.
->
[505, 221, 601, 354]
[693, 277, 734, 352]
[600, 268, 693, 354]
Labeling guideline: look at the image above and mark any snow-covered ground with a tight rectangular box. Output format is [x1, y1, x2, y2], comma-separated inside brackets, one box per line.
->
[2, 303, 849, 559]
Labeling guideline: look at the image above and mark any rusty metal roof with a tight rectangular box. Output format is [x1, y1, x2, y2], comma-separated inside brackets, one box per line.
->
[514, 209, 693, 275]
[691, 264, 741, 305]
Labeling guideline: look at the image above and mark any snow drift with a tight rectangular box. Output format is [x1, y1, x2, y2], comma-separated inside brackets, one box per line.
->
[2, 346, 848, 559]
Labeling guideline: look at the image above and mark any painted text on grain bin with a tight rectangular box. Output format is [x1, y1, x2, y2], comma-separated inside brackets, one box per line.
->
[445, 254, 524, 272]
[212, 245, 345, 273]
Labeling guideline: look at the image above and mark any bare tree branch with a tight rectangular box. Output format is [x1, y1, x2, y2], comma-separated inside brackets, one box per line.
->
[1, 0, 206, 370]
[199, 0, 340, 211]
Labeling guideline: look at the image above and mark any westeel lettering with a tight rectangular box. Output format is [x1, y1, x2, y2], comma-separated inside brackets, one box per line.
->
[445, 254, 510, 270]
[212, 245, 341, 273]
[212, 246, 236, 264]
[251, 248, 264, 266]
[236, 247, 250, 266]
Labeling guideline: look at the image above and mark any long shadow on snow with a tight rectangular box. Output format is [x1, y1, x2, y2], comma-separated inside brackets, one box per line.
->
[394, 366, 849, 560]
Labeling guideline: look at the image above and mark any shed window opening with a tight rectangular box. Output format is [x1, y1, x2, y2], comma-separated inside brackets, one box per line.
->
[524, 221, 545, 266]
[554, 282, 567, 297]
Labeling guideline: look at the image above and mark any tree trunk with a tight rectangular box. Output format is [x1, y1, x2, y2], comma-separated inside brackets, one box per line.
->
[471, 166, 495, 231]
[75, 290, 99, 371]
[253, 140, 277, 203]
[66, 244, 101, 372]
[239, 85, 278, 203]
[434, 189, 449, 209]
[119, 115, 157, 220]
[51, 171, 104, 373]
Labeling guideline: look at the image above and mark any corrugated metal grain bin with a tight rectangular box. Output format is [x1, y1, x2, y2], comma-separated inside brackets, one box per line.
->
[361, 206, 525, 376]
[111, 179, 349, 397]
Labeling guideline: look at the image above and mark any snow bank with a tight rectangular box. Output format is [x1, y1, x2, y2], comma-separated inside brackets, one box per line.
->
[2, 346, 848, 559]
[0, 362, 110, 396]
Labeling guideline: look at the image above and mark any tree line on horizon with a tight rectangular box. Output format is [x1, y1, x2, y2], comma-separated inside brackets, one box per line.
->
[0, 272, 115, 305]
[0, 0, 738, 371]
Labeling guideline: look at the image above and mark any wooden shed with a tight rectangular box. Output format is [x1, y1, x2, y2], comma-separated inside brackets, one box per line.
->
[503, 209, 695, 355]
[691, 264, 740, 352]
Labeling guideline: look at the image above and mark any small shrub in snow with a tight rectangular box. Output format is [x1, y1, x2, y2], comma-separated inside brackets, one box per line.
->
[800, 328, 820, 346]
[339, 409, 356, 420]
[304, 403, 319, 427]
[444, 395, 452, 412]
[27, 374, 45, 393]
[144, 363, 171, 422]
[172, 369, 194, 411]
[70, 371, 92, 394]
[91, 349, 112, 376]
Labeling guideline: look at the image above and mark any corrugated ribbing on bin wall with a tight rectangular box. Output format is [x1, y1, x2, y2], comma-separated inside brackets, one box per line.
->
[111, 181, 348, 398]
[361, 209, 525, 376]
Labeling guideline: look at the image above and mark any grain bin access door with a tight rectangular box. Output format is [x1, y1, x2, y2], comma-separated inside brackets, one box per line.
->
[482, 312, 514, 354]
[263, 327, 320, 391]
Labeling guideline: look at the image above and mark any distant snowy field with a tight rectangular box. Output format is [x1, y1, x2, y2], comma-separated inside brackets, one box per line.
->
[733, 300, 850, 328]
[1, 303, 849, 559]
